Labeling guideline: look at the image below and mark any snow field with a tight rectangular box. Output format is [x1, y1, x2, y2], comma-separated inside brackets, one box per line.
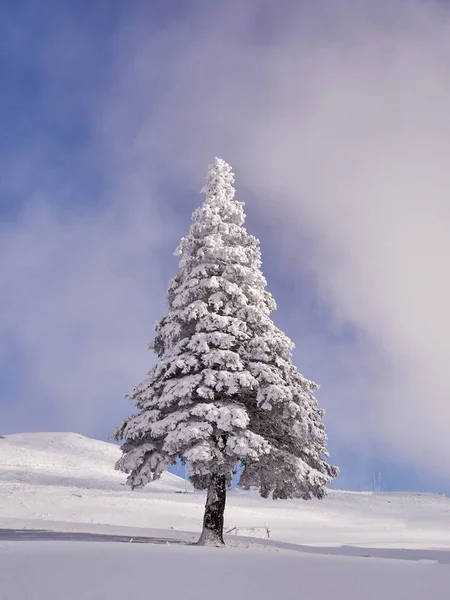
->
[1, 433, 450, 599]
[1, 541, 450, 600]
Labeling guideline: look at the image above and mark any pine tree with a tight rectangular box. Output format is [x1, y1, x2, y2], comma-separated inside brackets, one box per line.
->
[113, 158, 338, 546]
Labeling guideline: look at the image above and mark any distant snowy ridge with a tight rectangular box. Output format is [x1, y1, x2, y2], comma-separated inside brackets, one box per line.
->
[0, 432, 188, 492]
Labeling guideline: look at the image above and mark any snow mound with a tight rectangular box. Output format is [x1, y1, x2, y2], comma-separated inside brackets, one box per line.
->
[0, 432, 188, 493]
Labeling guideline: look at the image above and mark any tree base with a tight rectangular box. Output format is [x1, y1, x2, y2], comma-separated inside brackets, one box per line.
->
[196, 529, 226, 547]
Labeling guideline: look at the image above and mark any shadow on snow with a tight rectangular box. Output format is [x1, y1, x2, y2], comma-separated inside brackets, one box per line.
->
[2, 528, 450, 564]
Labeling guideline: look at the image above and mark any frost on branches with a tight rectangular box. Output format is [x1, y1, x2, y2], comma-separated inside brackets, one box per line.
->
[113, 158, 338, 545]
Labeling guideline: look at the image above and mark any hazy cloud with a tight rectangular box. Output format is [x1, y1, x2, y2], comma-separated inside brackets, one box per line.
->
[2, 0, 450, 486]
[105, 0, 450, 479]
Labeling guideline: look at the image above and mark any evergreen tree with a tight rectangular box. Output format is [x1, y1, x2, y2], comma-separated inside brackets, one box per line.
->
[113, 158, 338, 545]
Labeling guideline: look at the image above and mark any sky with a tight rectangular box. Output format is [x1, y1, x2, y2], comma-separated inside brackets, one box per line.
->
[1, 0, 450, 494]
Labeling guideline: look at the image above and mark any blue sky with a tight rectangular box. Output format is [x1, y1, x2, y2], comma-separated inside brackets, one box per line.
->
[2, 0, 450, 494]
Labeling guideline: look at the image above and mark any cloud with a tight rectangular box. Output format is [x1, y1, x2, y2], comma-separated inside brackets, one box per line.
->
[3, 0, 450, 486]
[0, 192, 170, 436]
[0, 5, 179, 437]
[104, 0, 450, 479]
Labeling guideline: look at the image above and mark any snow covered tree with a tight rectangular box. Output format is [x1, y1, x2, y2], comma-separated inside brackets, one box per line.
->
[113, 158, 338, 545]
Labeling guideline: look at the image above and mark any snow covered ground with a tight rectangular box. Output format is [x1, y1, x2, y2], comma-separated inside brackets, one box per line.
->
[1, 432, 450, 599]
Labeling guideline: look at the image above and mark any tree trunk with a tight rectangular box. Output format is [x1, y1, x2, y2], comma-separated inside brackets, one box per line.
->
[197, 473, 226, 546]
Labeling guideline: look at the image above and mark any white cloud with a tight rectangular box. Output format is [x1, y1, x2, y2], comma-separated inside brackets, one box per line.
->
[105, 0, 450, 478]
[3, 0, 450, 484]
[0, 12, 178, 436]
[0, 178, 173, 436]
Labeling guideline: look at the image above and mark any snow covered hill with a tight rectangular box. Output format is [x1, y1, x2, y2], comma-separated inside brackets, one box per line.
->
[0, 432, 187, 492]
[1, 432, 450, 549]
[2, 433, 450, 600]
